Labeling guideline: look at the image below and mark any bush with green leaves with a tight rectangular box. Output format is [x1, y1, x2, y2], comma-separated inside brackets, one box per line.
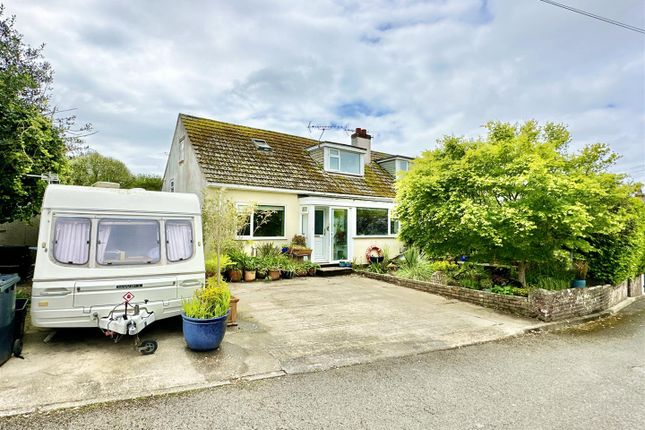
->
[397, 120, 643, 286]
[182, 279, 231, 319]
[205, 254, 233, 277]
[533, 277, 570, 291]
[397, 247, 434, 281]
[586, 198, 645, 285]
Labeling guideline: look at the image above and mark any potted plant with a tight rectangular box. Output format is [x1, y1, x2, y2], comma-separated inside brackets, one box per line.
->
[572, 259, 588, 288]
[289, 234, 312, 258]
[205, 254, 232, 278]
[281, 259, 296, 279]
[227, 262, 243, 282]
[295, 261, 308, 277]
[265, 256, 281, 281]
[226, 248, 247, 282]
[303, 260, 319, 276]
[182, 278, 231, 351]
[241, 255, 258, 282]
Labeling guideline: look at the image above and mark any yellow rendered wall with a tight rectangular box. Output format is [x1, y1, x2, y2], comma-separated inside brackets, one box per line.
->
[353, 237, 404, 264]
[207, 187, 300, 253]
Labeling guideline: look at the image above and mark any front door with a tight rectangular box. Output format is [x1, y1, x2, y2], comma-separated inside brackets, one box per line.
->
[331, 208, 348, 261]
[313, 208, 328, 262]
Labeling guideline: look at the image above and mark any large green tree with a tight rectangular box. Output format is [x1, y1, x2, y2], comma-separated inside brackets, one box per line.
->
[396, 120, 641, 286]
[0, 6, 89, 223]
[68, 152, 133, 187]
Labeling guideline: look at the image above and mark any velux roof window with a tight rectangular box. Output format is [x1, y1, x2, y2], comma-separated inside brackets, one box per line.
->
[252, 138, 271, 152]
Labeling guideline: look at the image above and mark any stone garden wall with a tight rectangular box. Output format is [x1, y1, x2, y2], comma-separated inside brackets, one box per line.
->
[359, 271, 642, 322]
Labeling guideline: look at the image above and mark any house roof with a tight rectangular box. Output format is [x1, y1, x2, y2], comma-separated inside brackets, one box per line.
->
[180, 114, 402, 199]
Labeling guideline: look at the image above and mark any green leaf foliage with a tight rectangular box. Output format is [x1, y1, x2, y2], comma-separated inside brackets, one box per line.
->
[396, 120, 644, 284]
[0, 7, 67, 222]
[68, 152, 133, 187]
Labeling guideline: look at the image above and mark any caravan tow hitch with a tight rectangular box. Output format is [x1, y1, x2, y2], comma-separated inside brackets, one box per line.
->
[97, 293, 158, 355]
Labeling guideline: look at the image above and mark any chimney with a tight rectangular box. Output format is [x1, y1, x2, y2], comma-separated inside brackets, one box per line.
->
[351, 128, 372, 164]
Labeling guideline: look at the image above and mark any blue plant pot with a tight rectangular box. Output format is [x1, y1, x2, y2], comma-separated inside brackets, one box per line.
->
[571, 279, 586, 288]
[181, 310, 230, 351]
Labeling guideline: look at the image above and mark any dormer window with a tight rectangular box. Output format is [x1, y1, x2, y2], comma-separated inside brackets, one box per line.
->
[252, 138, 272, 151]
[326, 147, 363, 175]
[329, 148, 361, 174]
[396, 159, 410, 172]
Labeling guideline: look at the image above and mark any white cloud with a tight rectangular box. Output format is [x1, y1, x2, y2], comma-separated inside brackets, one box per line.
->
[5, 0, 644, 181]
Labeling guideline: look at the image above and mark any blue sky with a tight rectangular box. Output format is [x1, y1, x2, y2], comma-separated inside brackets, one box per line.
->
[5, 0, 645, 182]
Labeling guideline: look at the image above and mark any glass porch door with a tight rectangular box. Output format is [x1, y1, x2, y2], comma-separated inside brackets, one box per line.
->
[331, 208, 348, 261]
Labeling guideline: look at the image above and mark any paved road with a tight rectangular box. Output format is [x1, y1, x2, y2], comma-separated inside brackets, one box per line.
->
[2, 300, 644, 430]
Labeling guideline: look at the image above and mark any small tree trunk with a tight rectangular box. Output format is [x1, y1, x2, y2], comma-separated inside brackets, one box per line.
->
[518, 261, 527, 287]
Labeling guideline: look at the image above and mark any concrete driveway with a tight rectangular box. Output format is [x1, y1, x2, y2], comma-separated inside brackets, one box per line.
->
[0, 275, 538, 416]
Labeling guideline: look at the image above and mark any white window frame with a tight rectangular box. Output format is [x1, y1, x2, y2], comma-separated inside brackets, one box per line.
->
[178, 137, 185, 163]
[165, 219, 195, 263]
[96, 218, 162, 266]
[324, 147, 364, 176]
[396, 159, 410, 172]
[236, 203, 287, 240]
[355, 207, 398, 237]
[51, 217, 92, 266]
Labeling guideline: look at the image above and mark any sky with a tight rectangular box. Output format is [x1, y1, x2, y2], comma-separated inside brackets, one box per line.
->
[4, 0, 645, 183]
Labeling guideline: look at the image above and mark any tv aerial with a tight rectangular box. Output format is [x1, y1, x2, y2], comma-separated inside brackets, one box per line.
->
[307, 121, 353, 143]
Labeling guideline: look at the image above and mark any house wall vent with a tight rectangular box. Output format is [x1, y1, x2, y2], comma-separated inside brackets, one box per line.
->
[252, 138, 272, 151]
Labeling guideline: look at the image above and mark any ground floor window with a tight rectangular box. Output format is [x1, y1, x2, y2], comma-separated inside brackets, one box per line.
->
[356, 208, 389, 236]
[238, 205, 285, 238]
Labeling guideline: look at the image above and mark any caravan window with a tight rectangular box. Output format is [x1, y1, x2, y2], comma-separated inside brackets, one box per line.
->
[97, 219, 160, 265]
[166, 219, 193, 262]
[53, 217, 91, 265]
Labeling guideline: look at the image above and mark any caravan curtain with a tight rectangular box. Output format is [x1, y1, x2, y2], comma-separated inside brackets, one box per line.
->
[96, 223, 112, 264]
[166, 220, 193, 262]
[53, 218, 90, 265]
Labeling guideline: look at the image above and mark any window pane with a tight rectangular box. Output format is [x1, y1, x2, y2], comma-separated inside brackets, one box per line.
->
[314, 210, 324, 235]
[53, 217, 90, 265]
[166, 220, 193, 262]
[330, 156, 340, 170]
[254, 206, 285, 237]
[340, 151, 360, 174]
[97, 219, 160, 265]
[237, 206, 251, 236]
[390, 219, 400, 235]
[356, 208, 388, 235]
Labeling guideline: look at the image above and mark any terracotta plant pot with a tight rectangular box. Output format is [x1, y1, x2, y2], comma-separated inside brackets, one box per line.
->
[228, 269, 242, 282]
[244, 270, 256, 282]
[227, 296, 240, 327]
[268, 269, 281, 281]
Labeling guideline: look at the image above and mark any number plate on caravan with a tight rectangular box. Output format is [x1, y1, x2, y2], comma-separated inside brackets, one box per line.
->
[73, 277, 177, 307]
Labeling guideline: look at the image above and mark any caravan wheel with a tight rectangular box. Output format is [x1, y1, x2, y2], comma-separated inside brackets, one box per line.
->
[138, 339, 158, 355]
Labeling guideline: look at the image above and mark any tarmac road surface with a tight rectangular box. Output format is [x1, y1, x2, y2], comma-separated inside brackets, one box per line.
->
[1, 299, 644, 430]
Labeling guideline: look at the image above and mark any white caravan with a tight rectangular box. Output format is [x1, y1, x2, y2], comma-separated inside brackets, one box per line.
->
[31, 184, 205, 329]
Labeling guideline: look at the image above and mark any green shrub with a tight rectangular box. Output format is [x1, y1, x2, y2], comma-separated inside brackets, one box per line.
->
[205, 254, 233, 277]
[479, 278, 493, 290]
[256, 242, 281, 258]
[430, 260, 458, 273]
[586, 198, 645, 284]
[183, 279, 231, 319]
[489, 286, 515, 296]
[533, 277, 570, 291]
[460, 278, 480, 290]
[397, 247, 435, 281]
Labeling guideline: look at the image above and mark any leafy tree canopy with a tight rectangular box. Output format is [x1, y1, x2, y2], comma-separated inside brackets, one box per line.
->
[130, 174, 163, 191]
[396, 120, 642, 285]
[0, 6, 89, 223]
[68, 152, 133, 187]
